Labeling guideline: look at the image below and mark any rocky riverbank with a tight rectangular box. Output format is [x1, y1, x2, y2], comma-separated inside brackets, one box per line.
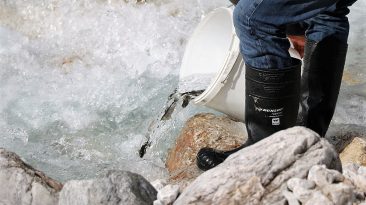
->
[1, 113, 366, 205]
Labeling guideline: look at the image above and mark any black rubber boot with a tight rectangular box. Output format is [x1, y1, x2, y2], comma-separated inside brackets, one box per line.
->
[196, 139, 252, 171]
[196, 59, 301, 171]
[245, 60, 301, 143]
[298, 37, 348, 137]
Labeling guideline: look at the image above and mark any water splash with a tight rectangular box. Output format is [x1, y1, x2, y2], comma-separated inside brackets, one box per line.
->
[0, 0, 228, 181]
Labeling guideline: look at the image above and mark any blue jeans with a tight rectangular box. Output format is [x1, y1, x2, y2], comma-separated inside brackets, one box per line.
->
[233, 0, 357, 69]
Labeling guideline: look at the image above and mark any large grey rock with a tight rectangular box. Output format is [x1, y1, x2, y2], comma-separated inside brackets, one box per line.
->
[59, 170, 157, 205]
[0, 148, 62, 205]
[174, 127, 341, 205]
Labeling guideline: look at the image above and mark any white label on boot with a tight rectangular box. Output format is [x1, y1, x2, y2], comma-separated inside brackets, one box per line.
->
[272, 118, 280, 125]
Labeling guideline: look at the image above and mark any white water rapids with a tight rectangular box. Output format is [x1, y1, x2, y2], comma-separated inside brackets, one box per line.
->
[0, 0, 365, 182]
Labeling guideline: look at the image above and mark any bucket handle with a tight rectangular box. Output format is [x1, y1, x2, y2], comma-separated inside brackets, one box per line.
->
[221, 35, 240, 84]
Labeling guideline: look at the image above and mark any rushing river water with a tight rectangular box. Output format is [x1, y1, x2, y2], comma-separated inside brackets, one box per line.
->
[0, 0, 365, 182]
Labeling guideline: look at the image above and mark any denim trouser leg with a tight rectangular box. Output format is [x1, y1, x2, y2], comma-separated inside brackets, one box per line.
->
[305, 0, 356, 43]
[233, 0, 356, 69]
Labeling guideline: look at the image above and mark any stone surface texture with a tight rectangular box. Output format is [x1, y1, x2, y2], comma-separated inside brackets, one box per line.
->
[343, 163, 366, 193]
[0, 148, 159, 205]
[0, 148, 62, 205]
[151, 179, 168, 191]
[307, 165, 344, 187]
[154, 184, 180, 205]
[326, 124, 366, 152]
[174, 126, 342, 205]
[340, 137, 366, 166]
[166, 113, 247, 186]
[285, 164, 366, 205]
[287, 178, 315, 203]
[59, 170, 157, 205]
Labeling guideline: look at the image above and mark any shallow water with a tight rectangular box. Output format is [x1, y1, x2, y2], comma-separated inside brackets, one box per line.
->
[0, 0, 365, 182]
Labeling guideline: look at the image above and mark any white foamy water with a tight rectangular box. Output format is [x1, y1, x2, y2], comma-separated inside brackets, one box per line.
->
[0, 0, 228, 181]
[0, 0, 365, 182]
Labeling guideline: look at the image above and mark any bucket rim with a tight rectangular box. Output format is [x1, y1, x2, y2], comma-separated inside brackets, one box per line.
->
[191, 7, 241, 105]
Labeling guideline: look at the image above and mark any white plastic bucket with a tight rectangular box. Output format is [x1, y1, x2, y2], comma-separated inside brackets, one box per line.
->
[179, 7, 300, 122]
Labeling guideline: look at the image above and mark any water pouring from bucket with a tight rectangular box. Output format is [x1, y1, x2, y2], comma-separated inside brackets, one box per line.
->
[141, 6, 301, 158]
[178, 7, 245, 121]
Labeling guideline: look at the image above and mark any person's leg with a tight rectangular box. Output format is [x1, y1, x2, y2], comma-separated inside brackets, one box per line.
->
[305, 0, 357, 43]
[232, 0, 339, 144]
[299, 0, 357, 136]
[196, 0, 355, 171]
[233, 0, 339, 69]
[197, 0, 334, 171]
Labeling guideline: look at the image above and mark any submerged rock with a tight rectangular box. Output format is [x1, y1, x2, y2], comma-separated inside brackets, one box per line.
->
[0, 148, 62, 205]
[59, 170, 157, 205]
[174, 126, 341, 205]
[166, 113, 247, 186]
